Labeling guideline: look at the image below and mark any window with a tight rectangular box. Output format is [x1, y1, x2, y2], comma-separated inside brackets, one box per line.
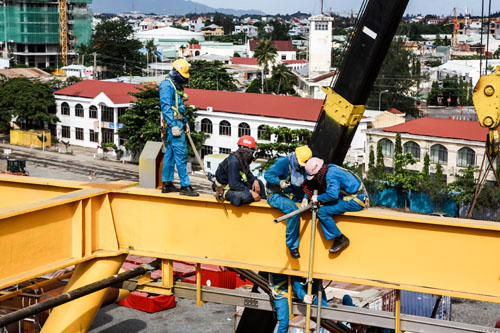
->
[281, 55, 286, 60]
[101, 105, 114, 122]
[75, 127, 83, 140]
[257, 125, 267, 139]
[403, 141, 420, 159]
[61, 125, 70, 138]
[118, 107, 127, 123]
[201, 145, 213, 157]
[457, 147, 475, 167]
[75, 104, 84, 117]
[219, 147, 231, 154]
[430, 144, 448, 164]
[101, 128, 114, 144]
[315, 22, 328, 30]
[219, 120, 231, 136]
[201, 118, 213, 134]
[119, 135, 127, 146]
[238, 122, 250, 137]
[379, 138, 394, 157]
[89, 129, 98, 143]
[61, 102, 70, 115]
[89, 105, 98, 119]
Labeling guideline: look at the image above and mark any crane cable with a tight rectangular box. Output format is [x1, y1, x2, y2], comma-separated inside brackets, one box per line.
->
[485, 0, 492, 72]
[479, 0, 484, 76]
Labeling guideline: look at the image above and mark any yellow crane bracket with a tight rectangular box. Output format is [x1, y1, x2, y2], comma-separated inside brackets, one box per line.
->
[321, 87, 365, 128]
[473, 66, 500, 157]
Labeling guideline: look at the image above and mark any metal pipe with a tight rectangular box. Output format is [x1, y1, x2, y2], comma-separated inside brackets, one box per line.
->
[305, 190, 318, 333]
[395, 289, 401, 333]
[316, 279, 323, 330]
[0, 272, 73, 302]
[274, 204, 312, 223]
[0, 262, 158, 328]
[431, 295, 442, 319]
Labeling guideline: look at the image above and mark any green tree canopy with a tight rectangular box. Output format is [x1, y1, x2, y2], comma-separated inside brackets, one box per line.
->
[91, 19, 145, 79]
[186, 60, 237, 91]
[448, 165, 477, 205]
[253, 39, 278, 93]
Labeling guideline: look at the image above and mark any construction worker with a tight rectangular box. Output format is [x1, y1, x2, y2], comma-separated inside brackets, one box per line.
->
[302, 157, 367, 254]
[270, 274, 327, 333]
[214, 135, 266, 206]
[160, 58, 198, 196]
[264, 146, 312, 259]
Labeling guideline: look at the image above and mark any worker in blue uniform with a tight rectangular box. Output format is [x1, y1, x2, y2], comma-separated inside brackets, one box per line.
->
[270, 274, 327, 333]
[214, 135, 266, 206]
[160, 58, 198, 196]
[264, 146, 312, 259]
[302, 157, 367, 253]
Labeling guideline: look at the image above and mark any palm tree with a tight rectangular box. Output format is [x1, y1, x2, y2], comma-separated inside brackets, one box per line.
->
[144, 39, 161, 63]
[271, 63, 295, 95]
[253, 39, 277, 93]
[75, 43, 91, 65]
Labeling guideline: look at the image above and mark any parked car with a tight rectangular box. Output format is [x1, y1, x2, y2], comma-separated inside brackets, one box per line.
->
[428, 212, 451, 217]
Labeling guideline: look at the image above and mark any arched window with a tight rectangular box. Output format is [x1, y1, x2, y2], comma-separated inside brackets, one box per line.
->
[89, 105, 98, 119]
[61, 102, 70, 115]
[403, 141, 420, 159]
[219, 120, 231, 136]
[201, 118, 213, 134]
[379, 138, 394, 157]
[238, 122, 250, 137]
[75, 104, 84, 117]
[430, 144, 448, 164]
[457, 147, 475, 167]
[257, 125, 267, 140]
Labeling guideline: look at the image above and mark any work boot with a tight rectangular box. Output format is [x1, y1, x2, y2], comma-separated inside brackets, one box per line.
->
[289, 248, 300, 259]
[161, 181, 178, 193]
[180, 185, 200, 197]
[329, 235, 350, 254]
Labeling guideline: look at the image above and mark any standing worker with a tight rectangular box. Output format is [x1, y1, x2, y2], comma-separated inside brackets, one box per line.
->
[264, 146, 312, 259]
[302, 158, 367, 254]
[160, 58, 198, 196]
[214, 135, 266, 206]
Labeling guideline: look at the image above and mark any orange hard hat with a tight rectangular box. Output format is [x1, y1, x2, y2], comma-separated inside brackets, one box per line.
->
[237, 135, 256, 149]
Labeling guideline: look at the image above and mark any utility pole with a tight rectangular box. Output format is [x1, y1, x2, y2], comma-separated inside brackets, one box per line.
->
[320, 0, 323, 14]
[93, 52, 97, 79]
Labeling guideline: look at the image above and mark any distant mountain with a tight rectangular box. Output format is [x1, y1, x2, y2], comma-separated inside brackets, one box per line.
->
[91, 0, 266, 16]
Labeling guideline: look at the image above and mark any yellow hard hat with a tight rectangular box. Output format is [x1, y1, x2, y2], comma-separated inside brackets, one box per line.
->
[172, 58, 190, 78]
[295, 146, 312, 166]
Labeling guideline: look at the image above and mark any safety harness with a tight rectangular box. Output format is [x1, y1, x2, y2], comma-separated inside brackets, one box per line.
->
[214, 171, 247, 203]
[161, 78, 188, 135]
[338, 166, 370, 208]
[266, 165, 292, 199]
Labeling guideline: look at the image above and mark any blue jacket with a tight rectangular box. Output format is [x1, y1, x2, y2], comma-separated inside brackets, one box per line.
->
[159, 78, 186, 130]
[264, 156, 305, 202]
[216, 154, 256, 192]
[317, 164, 362, 203]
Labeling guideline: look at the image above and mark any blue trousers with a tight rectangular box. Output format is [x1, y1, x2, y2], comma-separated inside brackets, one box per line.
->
[317, 196, 364, 240]
[274, 297, 289, 333]
[162, 129, 190, 187]
[225, 180, 266, 206]
[267, 193, 300, 250]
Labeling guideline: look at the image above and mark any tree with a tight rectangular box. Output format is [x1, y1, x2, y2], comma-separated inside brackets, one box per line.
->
[270, 20, 291, 41]
[117, 86, 206, 159]
[269, 63, 296, 95]
[376, 141, 386, 179]
[188, 38, 199, 45]
[253, 39, 278, 93]
[186, 60, 237, 91]
[144, 39, 161, 63]
[427, 163, 447, 211]
[91, 19, 145, 79]
[255, 126, 311, 170]
[367, 145, 376, 177]
[448, 165, 477, 205]
[212, 13, 235, 35]
[75, 43, 92, 66]
[0, 78, 58, 129]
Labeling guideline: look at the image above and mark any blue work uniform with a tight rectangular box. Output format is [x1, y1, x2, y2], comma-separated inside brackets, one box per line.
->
[315, 164, 365, 240]
[215, 154, 266, 206]
[271, 274, 327, 333]
[264, 154, 306, 251]
[160, 78, 190, 187]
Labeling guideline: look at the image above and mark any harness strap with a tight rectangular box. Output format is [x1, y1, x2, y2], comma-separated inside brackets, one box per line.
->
[165, 78, 185, 121]
[271, 280, 289, 299]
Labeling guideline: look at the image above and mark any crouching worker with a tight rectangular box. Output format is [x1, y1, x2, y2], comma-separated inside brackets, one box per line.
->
[302, 157, 367, 254]
[264, 146, 312, 259]
[214, 135, 266, 206]
[271, 274, 327, 333]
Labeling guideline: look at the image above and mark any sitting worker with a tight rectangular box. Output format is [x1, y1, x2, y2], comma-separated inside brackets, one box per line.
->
[270, 274, 327, 333]
[214, 135, 266, 206]
[160, 58, 198, 196]
[302, 157, 367, 254]
[264, 146, 312, 259]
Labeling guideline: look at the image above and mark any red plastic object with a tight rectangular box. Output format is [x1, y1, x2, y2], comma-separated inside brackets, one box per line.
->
[119, 291, 175, 313]
[184, 265, 237, 289]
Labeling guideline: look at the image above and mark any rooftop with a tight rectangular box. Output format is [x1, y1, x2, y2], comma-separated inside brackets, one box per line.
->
[54, 80, 144, 104]
[249, 40, 297, 52]
[231, 57, 258, 66]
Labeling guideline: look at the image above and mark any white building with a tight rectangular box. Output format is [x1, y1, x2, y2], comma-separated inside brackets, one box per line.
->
[61, 65, 94, 79]
[308, 14, 333, 78]
[248, 40, 297, 62]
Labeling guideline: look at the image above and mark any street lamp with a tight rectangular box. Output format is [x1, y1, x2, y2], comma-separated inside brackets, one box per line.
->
[378, 90, 389, 111]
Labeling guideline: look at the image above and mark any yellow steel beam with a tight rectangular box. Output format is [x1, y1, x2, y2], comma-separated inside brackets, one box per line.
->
[2, 177, 500, 305]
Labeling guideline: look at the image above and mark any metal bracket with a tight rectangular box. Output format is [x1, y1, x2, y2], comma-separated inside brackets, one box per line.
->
[243, 298, 259, 308]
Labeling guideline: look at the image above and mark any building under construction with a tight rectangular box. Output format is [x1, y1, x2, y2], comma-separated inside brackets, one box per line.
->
[0, 0, 92, 68]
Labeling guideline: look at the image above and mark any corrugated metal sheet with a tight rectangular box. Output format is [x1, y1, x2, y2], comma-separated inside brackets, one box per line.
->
[400, 291, 451, 320]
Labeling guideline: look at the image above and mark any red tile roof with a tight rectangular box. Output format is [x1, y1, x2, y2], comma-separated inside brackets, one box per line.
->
[188, 44, 201, 49]
[54, 80, 144, 104]
[185, 89, 323, 122]
[249, 40, 297, 52]
[231, 57, 258, 66]
[388, 108, 403, 114]
[283, 59, 307, 64]
[382, 117, 490, 142]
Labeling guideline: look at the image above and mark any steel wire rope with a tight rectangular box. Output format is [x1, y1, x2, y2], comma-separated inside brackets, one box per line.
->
[485, 0, 492, 72]
[480, 0, 485, 75]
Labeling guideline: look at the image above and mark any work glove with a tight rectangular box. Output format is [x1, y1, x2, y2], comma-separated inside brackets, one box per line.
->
[184, 123, 190, 134]
[171, 126, 182, 137]
[301, 197, 309, 209]
[303, 294, 313, 304]
[311, 194, 319, 209]
[280, 180, 290, 189]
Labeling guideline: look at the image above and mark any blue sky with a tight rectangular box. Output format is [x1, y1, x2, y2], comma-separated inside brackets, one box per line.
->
[193, 0, 500, 16]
